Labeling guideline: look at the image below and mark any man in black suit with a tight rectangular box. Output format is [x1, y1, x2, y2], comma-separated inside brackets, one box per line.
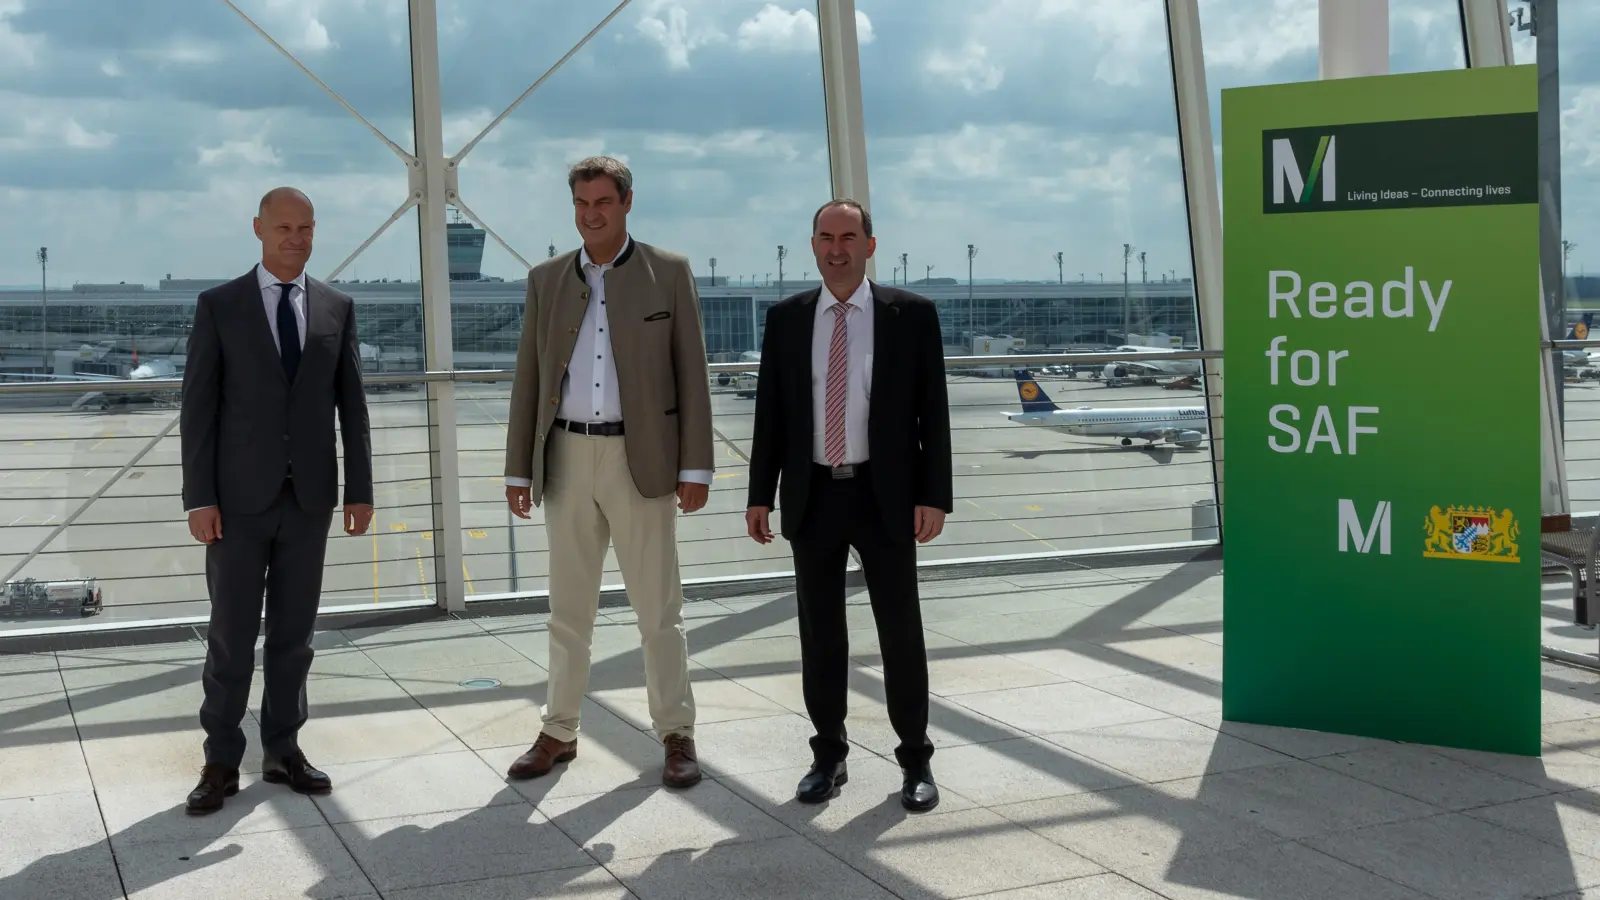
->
[180, 186, 374, 815]
[745, 198, 952, 811]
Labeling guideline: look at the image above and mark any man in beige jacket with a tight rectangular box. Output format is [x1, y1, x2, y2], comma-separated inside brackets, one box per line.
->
[503, 157, 714, 788]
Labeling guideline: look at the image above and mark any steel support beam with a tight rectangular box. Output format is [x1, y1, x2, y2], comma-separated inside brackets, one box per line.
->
[409, 0, 466, 612]
[1320, 0, 1390, 79]
[1166, 0, 1226, 521]
[817, 0, 875, 282]
[1460, 0, 1568, 516]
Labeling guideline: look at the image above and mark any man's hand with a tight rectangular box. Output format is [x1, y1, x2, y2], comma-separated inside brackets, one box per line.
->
[677, 481, 709, 514]
[507, 485, 533, 519]
[344, 503, 374, 536]
[188, 507, 222, 544]
[914, 506, 946, 544]
[746, 506, 773, 544]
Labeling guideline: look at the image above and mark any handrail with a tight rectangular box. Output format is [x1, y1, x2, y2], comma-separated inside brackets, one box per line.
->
[0, 349, 1224, 396]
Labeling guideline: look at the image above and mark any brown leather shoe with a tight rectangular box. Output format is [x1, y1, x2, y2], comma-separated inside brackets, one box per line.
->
[507, 733, 577, 780]
[662, 733, 701, 788]
[185, 764, 240, 816]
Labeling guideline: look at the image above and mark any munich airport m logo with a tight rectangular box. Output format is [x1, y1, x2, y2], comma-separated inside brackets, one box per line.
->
[1338, 498, 1391, 555]
[1272, 135, 1337, 205]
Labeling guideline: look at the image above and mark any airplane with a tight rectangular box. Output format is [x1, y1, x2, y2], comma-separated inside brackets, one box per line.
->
[1563, 313, 1595, 370]
[1005, 369, 1208, 448]
[1094, 345, 1202, 386]
[3, 343, 181, 410]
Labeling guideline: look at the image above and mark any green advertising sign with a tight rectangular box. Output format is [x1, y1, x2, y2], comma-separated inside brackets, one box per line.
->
[1221, 66, 1542, 756]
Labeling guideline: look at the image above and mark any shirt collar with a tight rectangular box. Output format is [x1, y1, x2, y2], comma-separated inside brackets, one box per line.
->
[579, 235, 633, 271]
[257, 263, 307, 292]
[822, 279, 871, 311]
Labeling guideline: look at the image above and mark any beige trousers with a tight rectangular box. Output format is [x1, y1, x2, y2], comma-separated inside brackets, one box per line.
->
[540, 429, 695, 742]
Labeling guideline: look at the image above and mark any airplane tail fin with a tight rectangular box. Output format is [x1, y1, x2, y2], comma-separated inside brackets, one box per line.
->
[1013, 369, 1061, 413]
[1569, 312, 1594, 341]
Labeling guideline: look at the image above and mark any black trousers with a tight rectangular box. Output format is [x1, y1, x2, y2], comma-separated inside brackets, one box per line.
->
[790, 464, 933, 770]
[199, 480, 333, 768]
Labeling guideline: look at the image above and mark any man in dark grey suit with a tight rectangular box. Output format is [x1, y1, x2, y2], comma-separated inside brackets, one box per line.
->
[180, 187, 374, 815]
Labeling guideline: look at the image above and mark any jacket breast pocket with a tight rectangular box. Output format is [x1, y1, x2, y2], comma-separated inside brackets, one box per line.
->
[644, 310, 671, 322]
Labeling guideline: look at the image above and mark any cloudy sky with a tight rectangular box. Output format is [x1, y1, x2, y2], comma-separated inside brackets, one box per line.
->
[0, 0, 1594, 290]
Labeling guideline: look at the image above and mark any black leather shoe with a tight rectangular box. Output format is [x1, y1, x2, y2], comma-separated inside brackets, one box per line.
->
[263, 751, 332, 795]
[796, 760, 848, 804]
[901, 765, 939, 812]
[185, 764, 240, 816]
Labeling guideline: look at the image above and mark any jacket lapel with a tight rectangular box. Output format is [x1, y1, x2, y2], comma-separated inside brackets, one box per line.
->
[798, 288, 822, 439]
[869, 282, 895, 430]
[294, 278, 339, 387]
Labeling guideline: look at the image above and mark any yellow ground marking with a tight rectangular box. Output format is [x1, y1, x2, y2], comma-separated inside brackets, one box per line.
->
[961, 497, 1060, 552]
[463, 560, 476, 595]
[415, 547, 431, 601]
[371, 524, 380, 605]
[390, 522, 408, 532]
[713, 472, 742, 480]
[422, 531, 433, 539]
[467, 529, 487, 538]
[1024, 504, 1043, 512]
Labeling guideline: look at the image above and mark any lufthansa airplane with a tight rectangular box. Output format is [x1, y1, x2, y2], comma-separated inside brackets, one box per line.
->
[1005, 370, 1209, 448]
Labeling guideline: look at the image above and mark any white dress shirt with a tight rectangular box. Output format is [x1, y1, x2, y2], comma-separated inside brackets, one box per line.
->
[506, 237, 711, 488]
[812, 279, 874, 466]
[257, 263, 308, 353]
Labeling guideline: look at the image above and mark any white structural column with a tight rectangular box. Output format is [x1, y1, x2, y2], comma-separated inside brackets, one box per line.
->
[1320, 0, 1390, 78]
[1460, 0, 1568, 516]
[409, 0, 467, 612]
[1165, 0, 1226, 518]
[817, 0, 875, 282]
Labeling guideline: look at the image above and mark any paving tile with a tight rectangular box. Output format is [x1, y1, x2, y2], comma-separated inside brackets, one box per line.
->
[81, 718, 266, 781]
[392, 660, 549, 750]
[1080, 665, 1222, 718]
[343, 619, 484, 646]
[1082, 632, 1222, 671]
[846, 624, 977, 670]
[1545, 717, 1600, 758]
[538, 780, 790, 863]
[996, 781, 1284, 871]
[691, 635, 805, 677]
[925, 607, 1135, 645]
[696, 712, 848, 778]
[71, 678, 208, 731]
[312, 751, 526, 824]
[0, 665, 64, 704]
[384, 866, 633, 900]
[895, 648, 1068, 697]
[946, 682, 1168, 735]
[928, 736, 1136, 807]
[360, 632, 530, 677]
[1167, 760, 1442, 840]
[99, 775, 325, 847]
[1123, 839, 1432, 900]
[1306, 811, 1600, 900]
[721, 752, 978, 837]
[607, 834, 899, 900]
[0, 696, 86, 747]
[591, 666, 788, 730]
[1186, 712, 1394, 759]
[296, 704, 469, 767]
[1310, 744, 1554, 811]
[115, 824, 375, 900]
[1044, 716, 1293, 784]
[1468, 789, 1600, 861]
[0, 792, 121, 900]
[815, 806, 1104, 900]
[0, 734, 92, 800]
[0, 652, 58, 674]
[994, 638, 1174, 682]
[845, 670, 1027, 753]
[334, 803, 590, 892]
[972, 874, 1170, 900]
[478, 701, 666, 804]
[1434, 743, 1600, 792]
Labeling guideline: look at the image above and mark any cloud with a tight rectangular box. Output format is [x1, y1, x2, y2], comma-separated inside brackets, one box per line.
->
[644, 128, 802, 163]
[856, 10, 876, 44]
[198, 137, 282, 168]
[634, 1, 727, 70]
[1565, 86, 1600, 170]
[736, 5, 817, 53]
[925, 43, 1004, 94]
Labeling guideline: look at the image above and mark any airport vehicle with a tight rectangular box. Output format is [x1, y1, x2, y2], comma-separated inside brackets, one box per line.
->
[0, 578, 103, 618]
[1005, 370, 1208, 448]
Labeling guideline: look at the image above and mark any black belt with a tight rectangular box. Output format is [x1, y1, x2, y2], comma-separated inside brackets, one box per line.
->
[555, 418, 625, 437]
[814, 461, 869, 480]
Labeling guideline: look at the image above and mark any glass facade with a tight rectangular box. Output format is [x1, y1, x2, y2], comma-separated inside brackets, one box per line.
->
[0, 0, 1583, 632]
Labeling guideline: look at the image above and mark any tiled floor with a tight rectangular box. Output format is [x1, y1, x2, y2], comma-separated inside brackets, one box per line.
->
[2, 558, 1599, 899]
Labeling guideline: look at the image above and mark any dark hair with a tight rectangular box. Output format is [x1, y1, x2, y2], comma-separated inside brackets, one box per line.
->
[568, 156, 633, 199]
[812, 198, 872, 238]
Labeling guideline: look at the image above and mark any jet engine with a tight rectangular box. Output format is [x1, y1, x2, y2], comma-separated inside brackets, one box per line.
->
[1174, 430, 1205, 447]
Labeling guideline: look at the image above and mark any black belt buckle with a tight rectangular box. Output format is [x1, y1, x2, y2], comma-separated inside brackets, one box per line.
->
[830, 464, 856, 480]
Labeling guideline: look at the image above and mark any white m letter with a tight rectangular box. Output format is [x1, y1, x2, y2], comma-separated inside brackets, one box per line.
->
[1338, 499, 1391, 554]
[1272, 139, 1304, 204]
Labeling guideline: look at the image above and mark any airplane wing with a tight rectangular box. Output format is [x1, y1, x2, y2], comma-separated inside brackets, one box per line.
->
[1, 372, 123, 383]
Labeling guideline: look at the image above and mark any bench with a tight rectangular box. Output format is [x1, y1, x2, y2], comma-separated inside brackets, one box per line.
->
[1541, 514, 1600, 671]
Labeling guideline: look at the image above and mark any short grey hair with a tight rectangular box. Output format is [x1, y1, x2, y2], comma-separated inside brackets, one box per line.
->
[812, 198, 871, 238]
[568, 156, 633, 199]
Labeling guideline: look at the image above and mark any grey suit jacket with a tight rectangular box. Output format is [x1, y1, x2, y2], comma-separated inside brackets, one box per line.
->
[504, 240, 714, 505]
[180, 269, 373, 516]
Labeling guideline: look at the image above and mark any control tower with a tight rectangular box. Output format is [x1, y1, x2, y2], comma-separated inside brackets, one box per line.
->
[446, 207, 486, 282]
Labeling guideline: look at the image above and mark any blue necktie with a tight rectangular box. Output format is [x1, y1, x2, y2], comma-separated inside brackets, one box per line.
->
[276, 282, 301, 382]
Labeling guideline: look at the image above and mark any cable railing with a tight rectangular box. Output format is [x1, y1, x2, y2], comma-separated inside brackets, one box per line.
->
[0, 346, 1220, 633]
